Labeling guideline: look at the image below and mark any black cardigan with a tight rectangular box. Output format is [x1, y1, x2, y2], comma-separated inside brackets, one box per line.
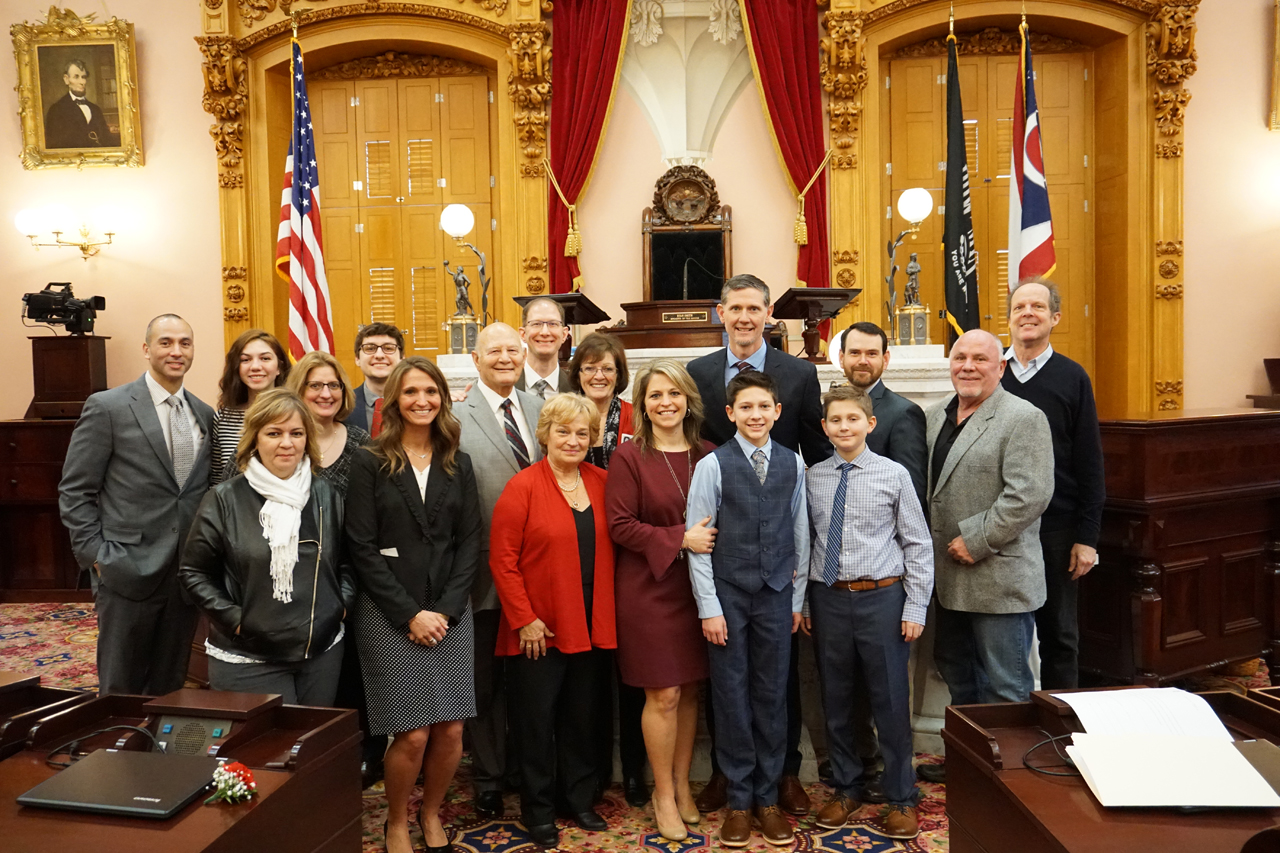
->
[343, 448, 483, 629]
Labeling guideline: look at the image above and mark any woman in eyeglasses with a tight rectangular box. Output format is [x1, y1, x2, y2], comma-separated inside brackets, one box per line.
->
[286, 351, 370, 498]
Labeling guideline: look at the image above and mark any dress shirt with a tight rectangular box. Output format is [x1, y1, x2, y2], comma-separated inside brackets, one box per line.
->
[73, 96, 91, 122]
[523, 361, 561, 394]
[144, 370, 204, 458]
[805, 447, 933, 625]
[930, 395, 969, 488]
[476, 380, 534, 451]
[721, 339, 769, 386]
[686, 433, 809, 619]
[1003, 342, 1055, 383]
[362, 384, 381, 428]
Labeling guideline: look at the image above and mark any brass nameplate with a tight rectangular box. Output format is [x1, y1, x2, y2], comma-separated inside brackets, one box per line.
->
[662, 311, 708, 323]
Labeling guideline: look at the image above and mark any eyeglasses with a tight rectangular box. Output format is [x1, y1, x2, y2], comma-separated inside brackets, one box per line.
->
[525, 321, 565, 331]
[306, 381, 343, 393]
[579, 365, 617, 377]
[359, 343, 400, 355]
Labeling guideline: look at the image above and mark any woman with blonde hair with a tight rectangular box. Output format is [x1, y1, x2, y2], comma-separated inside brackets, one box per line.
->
[181, 388, 354, 705]
[345, 357, 482, 853]
[604, 360, 715, 841]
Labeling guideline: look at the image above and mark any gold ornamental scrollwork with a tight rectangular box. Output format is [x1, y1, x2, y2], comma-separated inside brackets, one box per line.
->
[222, 265, 247, 279]
[313, 52, 488, 80]
[224, 307, 250, 322]
[894, 27, 1082, 58]
[237, 3, 509, 50]
[1157, 398, 1181, 410]
[508, 22, 551, 178]
[522, 256, 548, 272]
[836, 268, 857, 289]
[196, 36, 247, 188]
[866, 0, 1158, 24]
[226, 283, 246, 303]
[1153, 89, 1192, 136]
[525, 276, 547, 294]
[1155, 380, 1183, 395]
[1155, 240, 1184, 255]
[206, 0, 224, 8]
[1156, 141, 1184, 158]
[1158, 260, 1179, 279]
[1146, 2, 1199, 85]
[1155, 283, 1184, 299]
[820, 11, 868, 169]
[832, 250, 858, 265]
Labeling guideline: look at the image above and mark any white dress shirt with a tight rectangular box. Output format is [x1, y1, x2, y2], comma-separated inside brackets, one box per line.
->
[144, 371, 204, 458]
[523, 361, 561, 396]
[477, 380, 534, 451]
[1004, 343, 1054, 383]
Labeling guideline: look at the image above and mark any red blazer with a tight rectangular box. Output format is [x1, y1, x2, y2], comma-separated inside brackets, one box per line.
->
[619, 399, 635, 439]
[490, 459, 617, 656]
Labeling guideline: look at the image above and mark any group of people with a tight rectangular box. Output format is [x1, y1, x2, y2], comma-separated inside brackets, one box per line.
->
[57, 271, 1102, 851]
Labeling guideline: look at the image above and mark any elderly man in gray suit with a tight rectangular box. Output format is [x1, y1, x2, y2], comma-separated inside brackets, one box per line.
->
[59, 315, 214, 695]
[926, 329, 1053, 713]
[456, 321, 545, 817]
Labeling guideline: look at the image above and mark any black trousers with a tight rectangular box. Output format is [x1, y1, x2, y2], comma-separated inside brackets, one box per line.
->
[468, 608, 510, 794]
[707, 630, 803, 777]
[1036, 523, 1081, 690]
[595, 664, 648, 785]
[93, 572, 197, 696]
[508, 647, 611, 824]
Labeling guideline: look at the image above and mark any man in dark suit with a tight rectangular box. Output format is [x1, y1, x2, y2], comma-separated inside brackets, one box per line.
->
[456, 322, 545, 817]
[515, 297, 570, 398]
[687, 273, 831, 817]
[43, 59, 118, 149]
[346, 323, 403, 435]
[58, 315, 213, 695]
[828, 321, 929, 801]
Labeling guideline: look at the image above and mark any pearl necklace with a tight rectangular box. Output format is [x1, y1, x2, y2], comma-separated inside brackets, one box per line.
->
[554, 467, 583, 509]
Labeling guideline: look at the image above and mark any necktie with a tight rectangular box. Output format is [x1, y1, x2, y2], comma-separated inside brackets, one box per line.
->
[532, 378, 551, 399]
[501, 399, 531, 469]
[822, 462, 856, 586]
[371, 397, 384, 437]
[733, 361, 753, 374]
[166, 395, 195, 488]
[751, 448, 767, 485]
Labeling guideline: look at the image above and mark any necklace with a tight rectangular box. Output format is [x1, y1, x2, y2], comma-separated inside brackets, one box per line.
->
[554, 467, 583, 508]
[318, 428, 342, 463]
[661, 448, 693, 557]
[403, 443, 431, 460]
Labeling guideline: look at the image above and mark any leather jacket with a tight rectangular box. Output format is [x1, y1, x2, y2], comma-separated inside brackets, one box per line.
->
[180, 475, 356, 662]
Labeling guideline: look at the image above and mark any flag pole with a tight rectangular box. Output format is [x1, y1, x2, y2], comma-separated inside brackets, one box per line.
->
[949, 2, 954, 36]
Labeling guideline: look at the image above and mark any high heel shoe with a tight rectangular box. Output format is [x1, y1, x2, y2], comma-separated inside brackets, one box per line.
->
[654, 800, 688, 842]
[677, 799, 701, 825]
[418, 807, 453, 853]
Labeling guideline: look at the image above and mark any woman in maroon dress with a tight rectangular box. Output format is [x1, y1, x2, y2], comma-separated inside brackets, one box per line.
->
[605, 359, 716, 842]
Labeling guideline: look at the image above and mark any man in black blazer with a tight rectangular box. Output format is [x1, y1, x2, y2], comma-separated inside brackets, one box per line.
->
[58, 315, 213, 695]
[515, 297, 571, 398]
[687, 274, 831, 817]
[43, 59, 118, 149]
[346, 323, 403, 435]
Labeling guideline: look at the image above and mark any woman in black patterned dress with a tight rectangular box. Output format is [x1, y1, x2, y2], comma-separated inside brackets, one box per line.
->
[286, 351, 370, 497]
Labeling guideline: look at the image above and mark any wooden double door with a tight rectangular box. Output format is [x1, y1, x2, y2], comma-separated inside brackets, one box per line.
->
[885, 48, 1094, 375]
[310, 74, 494, 375]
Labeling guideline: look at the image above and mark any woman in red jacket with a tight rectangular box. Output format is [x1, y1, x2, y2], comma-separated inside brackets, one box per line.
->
[490, 393, 616, 850]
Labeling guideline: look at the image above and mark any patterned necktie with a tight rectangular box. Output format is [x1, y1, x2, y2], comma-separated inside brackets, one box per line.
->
[822, 462, 856, 586]
[166, 395, 195, 488]
[532, 378, 551, 399]
[751, 448, 768, 485]
[501, 399, 531, 469]
[733, 360, 753, 374]
[371, 397, 384, 438]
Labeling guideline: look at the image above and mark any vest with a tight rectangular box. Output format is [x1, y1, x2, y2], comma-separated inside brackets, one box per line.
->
[709, 441, 798, 593]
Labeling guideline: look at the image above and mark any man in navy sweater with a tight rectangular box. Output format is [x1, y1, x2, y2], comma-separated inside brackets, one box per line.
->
[1000, 278, 1105, 690]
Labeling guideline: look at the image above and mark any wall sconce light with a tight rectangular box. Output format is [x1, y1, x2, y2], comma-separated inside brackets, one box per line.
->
[438, 203, 490, 327]
[884, 187, 934, 339]
[14, 206, 117, 260]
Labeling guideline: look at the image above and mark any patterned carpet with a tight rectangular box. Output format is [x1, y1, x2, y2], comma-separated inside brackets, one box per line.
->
[0, 601, 950, 851]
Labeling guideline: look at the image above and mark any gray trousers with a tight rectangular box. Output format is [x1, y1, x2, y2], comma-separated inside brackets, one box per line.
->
[207, 639, 344, 706]
[468, 608, 509, 793]
[93, 571, 197, 696]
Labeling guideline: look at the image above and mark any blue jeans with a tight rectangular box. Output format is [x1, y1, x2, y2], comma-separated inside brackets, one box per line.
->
[933, 603, 1035, 705]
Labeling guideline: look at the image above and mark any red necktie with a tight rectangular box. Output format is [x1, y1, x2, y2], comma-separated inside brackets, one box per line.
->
[371, 397, 384, 438]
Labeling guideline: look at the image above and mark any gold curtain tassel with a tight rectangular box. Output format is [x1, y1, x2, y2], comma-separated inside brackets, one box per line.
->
[794, 199, 809, 246]
[565, 205, 582, 257]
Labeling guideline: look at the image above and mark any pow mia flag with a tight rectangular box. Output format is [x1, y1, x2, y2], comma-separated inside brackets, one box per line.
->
[944, 33, 980, 337]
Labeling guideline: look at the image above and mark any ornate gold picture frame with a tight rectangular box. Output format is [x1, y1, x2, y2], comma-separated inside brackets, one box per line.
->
[1272, 0, 1280, 131]
[11, 7, 143, 169]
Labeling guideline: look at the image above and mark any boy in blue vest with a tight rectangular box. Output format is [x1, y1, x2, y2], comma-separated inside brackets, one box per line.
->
[687, 370, 809, 848]
[803, 385, 933, 840]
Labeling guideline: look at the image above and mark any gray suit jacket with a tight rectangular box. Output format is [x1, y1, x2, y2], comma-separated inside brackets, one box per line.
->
[59, 374, 215, 601]
[456, 387, 544, 611]
[925, 385, 1054, 614]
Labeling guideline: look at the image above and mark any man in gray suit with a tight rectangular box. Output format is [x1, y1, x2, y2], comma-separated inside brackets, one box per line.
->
[59, 315, 214, 695]
[926, 329, 1053, 707]
[457, 322, 545, 817]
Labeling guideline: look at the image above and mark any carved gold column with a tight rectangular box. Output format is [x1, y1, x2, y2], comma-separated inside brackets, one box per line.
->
[196, 34, 252, 335]
[822, 1, 870, 329]
[508, 21, 551, 295]
[1148, 1, 1197, 411]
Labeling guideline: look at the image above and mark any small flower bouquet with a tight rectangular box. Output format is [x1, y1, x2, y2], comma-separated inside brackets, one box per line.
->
[204, 760, 257, 805]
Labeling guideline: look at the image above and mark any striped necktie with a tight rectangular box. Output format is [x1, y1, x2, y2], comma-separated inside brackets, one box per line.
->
[501, 399, 531, 469]
[822, 462, 856, 586]
[751, 448, 768, 485]
[166, 395, 195, 488]
[371, 397, 384, 438]
[734, 360, 753, 374]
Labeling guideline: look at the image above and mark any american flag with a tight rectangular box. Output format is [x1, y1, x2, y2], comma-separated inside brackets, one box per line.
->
[275, 39, 334, 359]
[1007, 21, 1056, 290]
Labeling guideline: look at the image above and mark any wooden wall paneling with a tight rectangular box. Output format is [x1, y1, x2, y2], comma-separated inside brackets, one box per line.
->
[399, 78, 443, 206]
[313, 80, 359, 210]
[404, 205, 444, 354]
[356, 79, 403, 209]
[440, 75, 492, 206]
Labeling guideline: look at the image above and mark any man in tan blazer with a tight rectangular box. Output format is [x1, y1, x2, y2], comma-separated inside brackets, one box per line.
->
[925, 329, 1053, 715]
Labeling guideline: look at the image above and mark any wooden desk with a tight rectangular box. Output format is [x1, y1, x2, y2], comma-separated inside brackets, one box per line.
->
[0, 689, 362, 853]
[1085, 410, 1280, 685]
[0, 672, 90, 760]
[944, 688, 1280, 853]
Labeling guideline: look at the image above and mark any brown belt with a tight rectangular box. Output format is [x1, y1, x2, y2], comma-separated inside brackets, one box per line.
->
[830, 576, 902, 592]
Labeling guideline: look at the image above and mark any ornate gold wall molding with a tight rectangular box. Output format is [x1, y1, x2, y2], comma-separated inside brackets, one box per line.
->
[893, 27, 1082, 57]
[197, 36, 248, 189]
[832, 249, 858, 265]
[237, 3, 510, 49]
[525, 275, 547, 294]
[864, 0, 1158, 25]
[1155, 283, 1183, 299]
[522, 255, 548, 271]
[820, 11, 868, 170]
[1155, 240, 1183, 255]
[507, 22, 551, 178]
[312, 51, 488, 79]
[1146, 2, 1198, 84]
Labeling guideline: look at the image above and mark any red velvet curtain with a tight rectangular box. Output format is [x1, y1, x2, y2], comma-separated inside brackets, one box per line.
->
[548, 0, 631, 293]
[740, 0, 831, 293]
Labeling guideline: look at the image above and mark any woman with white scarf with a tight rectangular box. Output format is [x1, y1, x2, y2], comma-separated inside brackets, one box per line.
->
[181, 388, 355, 705]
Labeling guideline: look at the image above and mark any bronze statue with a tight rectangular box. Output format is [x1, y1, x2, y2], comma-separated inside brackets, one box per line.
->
[444, 260, 474, 317]
[905, 253, 922, 306]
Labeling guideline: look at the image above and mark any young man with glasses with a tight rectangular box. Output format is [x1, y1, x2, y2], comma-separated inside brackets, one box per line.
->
[517, 297, 571, 399]
[347, 324, 404, 436]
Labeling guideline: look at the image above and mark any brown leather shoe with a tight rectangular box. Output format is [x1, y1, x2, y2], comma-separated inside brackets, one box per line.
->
[753, 805, 795, 846]
[718, 809, 751, 848]
[777, 774, 810, 816]
[881, 804, 919, 839]
[815, 794, 861, 829]
[696, 772, 729, 813]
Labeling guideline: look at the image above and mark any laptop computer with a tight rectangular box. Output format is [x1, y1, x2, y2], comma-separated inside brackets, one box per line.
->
[17, 749, 221, 819]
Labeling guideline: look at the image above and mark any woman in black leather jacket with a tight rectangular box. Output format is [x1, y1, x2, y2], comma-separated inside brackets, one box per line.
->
[181, 388, 356, 705]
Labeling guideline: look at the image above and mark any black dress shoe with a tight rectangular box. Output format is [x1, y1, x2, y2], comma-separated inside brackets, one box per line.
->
[526, 823, 559, 848]
[475, 790, 505, 818]
[916, 762, 946, 784]
[817, 759, 833, 784]
[862, 775, 888, 804]
[623, 775, 649, 808]
[573, 809, 608, 831]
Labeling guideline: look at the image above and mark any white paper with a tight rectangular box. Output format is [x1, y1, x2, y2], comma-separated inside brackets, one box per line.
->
[1067, 733, 1280, 808]
[1052, 688, 1233, 741]
[379, 547, 399, 557]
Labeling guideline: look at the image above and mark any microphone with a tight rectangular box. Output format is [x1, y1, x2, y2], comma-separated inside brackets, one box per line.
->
[682, 255, 693, 301]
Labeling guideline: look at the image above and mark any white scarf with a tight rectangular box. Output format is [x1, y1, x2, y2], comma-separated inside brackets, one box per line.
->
[244, 456, 312, 603]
